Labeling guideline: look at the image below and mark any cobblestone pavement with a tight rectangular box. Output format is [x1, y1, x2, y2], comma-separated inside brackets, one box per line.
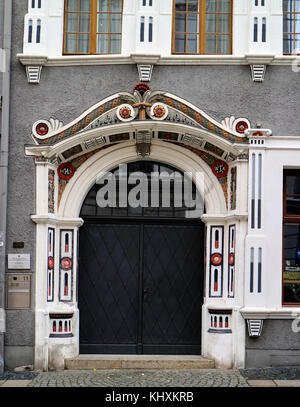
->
[3, 368, 300, 387]
[240, 367, 300, 380]
[23, 369, 249, 387]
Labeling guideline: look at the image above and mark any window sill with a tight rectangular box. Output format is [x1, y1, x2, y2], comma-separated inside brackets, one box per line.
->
[240, 307, 300, 319]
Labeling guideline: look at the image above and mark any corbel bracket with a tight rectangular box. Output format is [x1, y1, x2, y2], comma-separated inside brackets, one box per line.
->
[136, 130, 152, 157]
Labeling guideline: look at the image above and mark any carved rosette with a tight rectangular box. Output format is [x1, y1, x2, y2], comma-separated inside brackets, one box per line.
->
[116, 104, 137, 122]
[149, 102, 169, 121]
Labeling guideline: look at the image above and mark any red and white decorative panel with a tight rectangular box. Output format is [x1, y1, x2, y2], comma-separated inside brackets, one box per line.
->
[208, 309, 232, 333]
[228, 225, 235, 298]
[59, 230, 73, 302]
[49, 313, 73, 338]
[209, 226, 224, 297]
[47, 228, 55, 302]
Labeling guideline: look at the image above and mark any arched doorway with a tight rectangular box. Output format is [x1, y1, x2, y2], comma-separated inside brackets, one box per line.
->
[78, 161, 205, 355]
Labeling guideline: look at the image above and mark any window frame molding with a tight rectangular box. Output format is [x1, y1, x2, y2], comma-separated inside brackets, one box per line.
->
[282, 169, 300, 306]
[283, 0, 300, 55]
[62, 0, 124, 56]
[171, 0, 233, 55]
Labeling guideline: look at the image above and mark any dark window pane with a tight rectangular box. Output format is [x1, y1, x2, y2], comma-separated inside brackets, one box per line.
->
[187, 13, 198, 32]
[187, 34, 198, 52]
[97, 33, 109, 52]
[175, 13, 186, 32]
[110, 13, 122, 32]
[79, 13, 90, 32]
[175, 33, 186, 52]
[286, 197, 300, 215]
[205, 34, 217, 53]
[98, 0, 109, 12]
[109, 34, 121, 52]
[187, 0, 198, 12]
[218, 35, 230, 54]
[78, 33, 90, 52]
[66, 13, 77, 32]
[66, 0, 78, 11]
[110, 0, 122, 12]
[218, 13, 230, 33]
[219, 0, 231, 12]
[283, 15, 293, 33]
[28, 20, 33, 42]
[283, 0, 294, 13]
[206, 13, 217, 33]
[283, 33, 294, 53]
[175, 0, 187, 12]
[206, 0, 218, 12]
[284, 283, 300, 303]
[79, 0, 90, 12]
[262, 18, 266, 42]
[140, 16, 145, 41]
[283, 223, 300, 303]
[286, 175, 300, 194]
[98, 14, 109, 33]
[149, 17, 153, 42]
[65, 33, 77, 52]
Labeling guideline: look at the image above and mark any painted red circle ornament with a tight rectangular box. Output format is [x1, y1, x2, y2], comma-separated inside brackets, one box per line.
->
[212, 160, 229, 178]
[36, 122, 49, 136]
[211, 253, 222, 266]
[229, 253, 235, 266]
[61, 257, 72, 269]
[57, 163, 75, 180]
[48, 256, 54, 269]
[235, 120, 249, 134]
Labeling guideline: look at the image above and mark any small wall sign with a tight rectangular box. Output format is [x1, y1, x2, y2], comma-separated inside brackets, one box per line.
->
[13, 242, 25, 249]
[8, 254, 30, 270]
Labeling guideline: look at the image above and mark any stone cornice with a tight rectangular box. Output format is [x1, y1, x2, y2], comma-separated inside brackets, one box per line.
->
[17, 53, 297, 67]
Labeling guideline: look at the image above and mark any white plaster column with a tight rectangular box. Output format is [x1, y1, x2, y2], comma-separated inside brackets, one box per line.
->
[244, 129, 271, 309]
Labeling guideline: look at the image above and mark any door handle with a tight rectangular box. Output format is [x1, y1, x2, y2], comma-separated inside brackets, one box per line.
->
[143, 288, 148, 301]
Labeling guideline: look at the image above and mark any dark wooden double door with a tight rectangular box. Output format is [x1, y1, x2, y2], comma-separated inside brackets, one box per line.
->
[78, 220, 204, 354]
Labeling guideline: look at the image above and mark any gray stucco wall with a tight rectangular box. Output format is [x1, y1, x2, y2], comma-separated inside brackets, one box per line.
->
[4, 0, 300, 368]
[246, 320, 300, 368]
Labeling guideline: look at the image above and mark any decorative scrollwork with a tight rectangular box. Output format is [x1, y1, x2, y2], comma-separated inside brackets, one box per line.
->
[32, 118, 63, 139]
[221, 116, 250, 136]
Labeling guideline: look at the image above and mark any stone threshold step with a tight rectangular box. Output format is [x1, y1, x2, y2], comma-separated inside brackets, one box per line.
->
[65, 355, 215, 370]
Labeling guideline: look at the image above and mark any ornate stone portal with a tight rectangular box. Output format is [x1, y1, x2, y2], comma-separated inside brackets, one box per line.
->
[25, 84, 269, 370]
